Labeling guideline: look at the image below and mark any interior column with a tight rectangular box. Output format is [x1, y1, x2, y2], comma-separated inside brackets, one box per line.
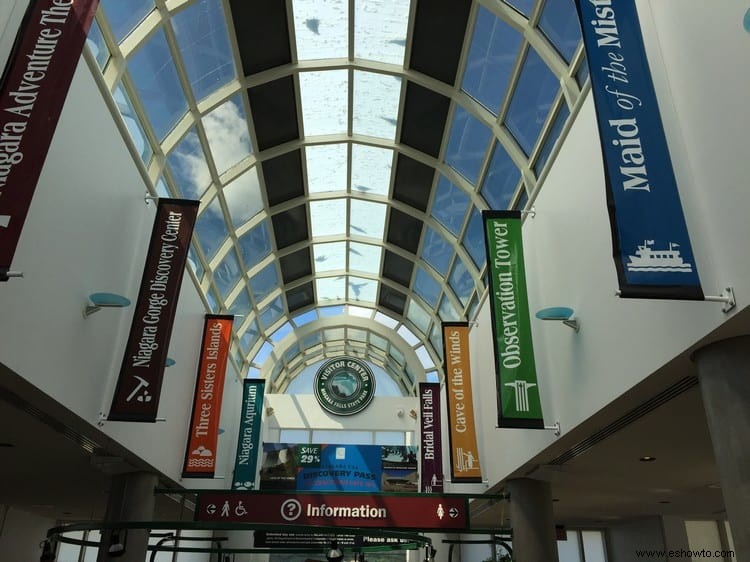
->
[96, 471, 158, 562]
[506, 478, 559, 562]
[693, 336, 750, 560]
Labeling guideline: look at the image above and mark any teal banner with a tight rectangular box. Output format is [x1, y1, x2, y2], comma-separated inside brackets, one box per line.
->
[483, 211, 544, 428]
[231, 379, 265, 490]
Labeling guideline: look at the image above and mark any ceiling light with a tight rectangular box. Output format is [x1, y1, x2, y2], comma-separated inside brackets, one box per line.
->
[639, 456, 656, 462]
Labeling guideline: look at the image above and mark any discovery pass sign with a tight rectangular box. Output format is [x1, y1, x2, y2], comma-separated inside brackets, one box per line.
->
[483, 211, 544, 429]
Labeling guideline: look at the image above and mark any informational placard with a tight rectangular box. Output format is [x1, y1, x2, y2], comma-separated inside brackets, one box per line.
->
[231, 378, 265, 490]
[575, 0, 703, 300]
[182, 315, 233, 478]
[108, 198, 199, 422]
[0, 0, 99, 278]
[483, 211, 544, 429]
[419, 382, 444, 493]
[196, 491, 469, 532]
[442, 323, 482, 482]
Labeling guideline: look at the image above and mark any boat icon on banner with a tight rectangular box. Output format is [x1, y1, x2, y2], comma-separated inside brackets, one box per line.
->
[626, 240, 693, 273]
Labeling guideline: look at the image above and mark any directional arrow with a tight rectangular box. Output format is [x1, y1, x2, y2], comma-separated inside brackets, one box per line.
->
[206, 504, 217, 515]
[448, 507, 459, 519]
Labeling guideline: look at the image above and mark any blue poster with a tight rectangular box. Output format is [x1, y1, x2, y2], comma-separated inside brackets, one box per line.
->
[259, 444, 418, 492]
[576, 0, 703, 299]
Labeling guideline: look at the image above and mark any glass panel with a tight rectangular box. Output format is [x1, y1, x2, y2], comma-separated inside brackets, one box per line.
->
[100, 0, 154, 43]
[293, 309, 318, 326]
[482, 141, 520, 209]
[214, 248, 242, 298]
[167, 127, 211, 199]
[188, 245, 204, 277]
[581, 530, 607, 562]
[445, 106, 492, 184]
[414, 266, 441, 308]
[250, 262, 280, 303]
[313, 241, 347, 272]
[409, 300, 433, 335]
[238, 221, 272, 267]
[349, 242, 382, 274]
[312, 430, 372, 444]
[293, 0, 348, 60]
[240, 320, 260, 352]
[462, 6, 522, 114]
[195, 198, 229, 260]
[431, 176, 469, 236]
[300, 70, 348, 136]
[320, 305, 345, 317]
[370, 333, 388, 351]
[374, 311, 398, 328]
[576, 54, 589, 87]
[348, 306, 373, 317]
[283, 342, 301, 363]
[224, 167, 263, 227]
[205, 286, 219, 312]
[539, 0, 582, 63]
[229, 288, 252, 318]
[86, 19, 110, 69]
[389, 346, 405, 366]
[271, 321, 293, 342]
[438, 294, 459, 322]
[350, 200, 386, 240]
[429, 324, 443, 361]
[56, 530, 83, 561]
[306, 144, 348, 193]
[534, 103, 570, 176]
[155, 177, 170, 198]
[351, 144, 393, 196]
[259, 296, 284, 329]
[253, 340, 274, 364]
[348, 328, 368, 342]
[422, 226, 453, 276]
[82, 530, 101, 561]
[463, 207, 486, 269]
[353, 71, 401, 140]
[397, 324, 420, 346]
[302, 332, 322, 348]
[354, 0, 410, 65]
[557, 530, 583, 562]
[506, 0, 535, 17]
[311, 199, 347, 238]
[515, 187, 529, 210]
[171, 0, 235, 100]
[128, 29, 187, 140]
[348, 276, 377, 302]
[202, 95, 252, 174]
[317, 276, 346, 301]
[506, 47, 559, 155]
[448, 258, 474, 307]
[415, 345, 434, 369]
[113, 84, 152, 164]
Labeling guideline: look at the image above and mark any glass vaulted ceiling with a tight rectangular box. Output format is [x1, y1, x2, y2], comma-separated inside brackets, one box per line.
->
[86, 0, 585, 394]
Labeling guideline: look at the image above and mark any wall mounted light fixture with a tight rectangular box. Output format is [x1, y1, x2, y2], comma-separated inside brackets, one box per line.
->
[535, 306, 579, 332]
[83, 292, 131, 318]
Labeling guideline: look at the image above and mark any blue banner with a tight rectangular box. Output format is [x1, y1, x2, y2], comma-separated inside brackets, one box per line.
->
[576, 0, 703, 300]
[231, 379, 265, 490]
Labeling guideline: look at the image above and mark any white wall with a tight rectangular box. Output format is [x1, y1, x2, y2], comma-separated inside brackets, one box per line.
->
[467, 0, 750, 486]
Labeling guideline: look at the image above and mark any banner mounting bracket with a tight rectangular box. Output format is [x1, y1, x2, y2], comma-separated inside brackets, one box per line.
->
[704, 287, 735, 313]
[543, 421, 561, 437]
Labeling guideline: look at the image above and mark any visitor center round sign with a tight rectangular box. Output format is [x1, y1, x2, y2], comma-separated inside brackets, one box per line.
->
[314, 357, 376, 416]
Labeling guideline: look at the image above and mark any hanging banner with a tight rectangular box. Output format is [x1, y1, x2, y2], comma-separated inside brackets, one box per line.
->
[442, 323, 482, 483]
[0, 0, 99, 278]
[231, 378, 265, 490]
[483, 211, 544, 429]
[419, 382, 444, 493]
[108, 198, 199, 422]
[182, 315, 233, 478]
[575, 0, 703, 300]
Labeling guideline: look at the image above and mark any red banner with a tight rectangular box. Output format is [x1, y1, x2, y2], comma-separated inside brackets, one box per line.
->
[182, 315, 233, 477]
[108, 198, 199, 422]
[0, 0, 99, 276]
[195, 492, 469, 531]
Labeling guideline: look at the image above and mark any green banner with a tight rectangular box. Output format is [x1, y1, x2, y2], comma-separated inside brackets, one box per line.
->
[483, 211, 544, 428]
[231, 379, 265, 490]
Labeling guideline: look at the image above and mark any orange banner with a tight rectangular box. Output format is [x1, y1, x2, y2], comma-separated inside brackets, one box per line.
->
[442, 322, 482, 483]
[183, 315, 233, 477]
